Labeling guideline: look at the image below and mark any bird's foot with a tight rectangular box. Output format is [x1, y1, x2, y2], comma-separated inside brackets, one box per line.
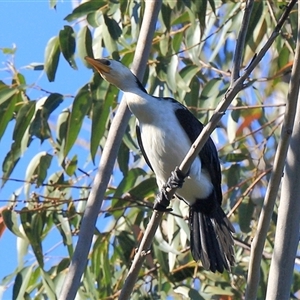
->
[153, 185, 172, 212]
[166, 166, 186, 190]
[153, 167, 186, 212]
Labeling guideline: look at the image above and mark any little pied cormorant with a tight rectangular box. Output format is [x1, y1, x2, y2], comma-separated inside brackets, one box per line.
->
[85, 56, 235, 273]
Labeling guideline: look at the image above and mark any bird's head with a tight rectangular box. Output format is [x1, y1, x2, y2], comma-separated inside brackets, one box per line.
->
[85, 57, 145, 93]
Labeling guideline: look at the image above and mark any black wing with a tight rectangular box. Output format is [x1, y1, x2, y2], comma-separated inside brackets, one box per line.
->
[174, 104, 222, 204]
[136, 123, 154, 171]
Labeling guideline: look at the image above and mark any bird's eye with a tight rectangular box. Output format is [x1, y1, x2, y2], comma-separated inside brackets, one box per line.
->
[103, 60, 111, 66]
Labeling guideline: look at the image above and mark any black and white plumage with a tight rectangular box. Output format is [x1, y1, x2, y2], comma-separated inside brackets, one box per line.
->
[85, 57, 235, 273]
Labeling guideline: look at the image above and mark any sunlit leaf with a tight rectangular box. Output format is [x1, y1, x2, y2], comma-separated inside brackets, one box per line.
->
[59, 25, 77, 70]
[77, 25, 94, 67]
[0, 86, 18, 106]
[2, 142, 21, 186]
[24, 152, 52, 198]
[49, 0, 56, 9]
[113, 168, 146, 199]
[29, 93, 63, 142]
[64, 0, 106, 22]
[2, 209, 26, 238]
[90, 79, 115, 162]
[64, 84, 92, 158]
[13, 101, 35, 146]
[128, 177, 157, 199]
[40, 269, 57, 299]
[12, 265, 34, 300]
[64, 154, 78, 176]
[20, 208, 44, 268]
[102, 15, 120, 60]
[0, 92, 19, 140]
[44, 36, 61, 82]
[53, 212, 73, 247]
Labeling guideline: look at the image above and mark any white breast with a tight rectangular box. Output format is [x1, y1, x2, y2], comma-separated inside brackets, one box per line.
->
[131, 98, 213, 204]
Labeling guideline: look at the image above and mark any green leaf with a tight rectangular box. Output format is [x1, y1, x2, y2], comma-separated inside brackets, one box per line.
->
[49, 0, 56, 9]
[199, 78, 222, 101]
[102, 16, 120, 60]
[44, 93, 64, 113]
[44, 36, 61, 82]
[239, 198, 255, 233]
[0, 92, 18, 140]
[90, 79, 114, 162]
[64, 84, 92, 158]
[20, 208, 44, 268]
[13, 101, 36, 145]
[29, 110, 51, 141]
[114, 168, 146, 199]
[64, 154, 78, 176]
[0, 46, 16, 54]
[208, 0, 216, 14]
[29, 93, 63, 142]
[245, 0, 263, 50]
[129, 177, 157, 199]
[161, 3, 172, 31]
[25, 152, 52, 197]
[2, 142, 21, 186]
[0, 86, 18, 106]
[56, 109, 70, 162]
[193, 0, 207, 34]
[118, 140, 129, 176]
[59, 25, 77, 70]
[2, 209, 26, 238]
[53, 212, 73, 247]
[12, 265, 34, 300]
[77, 25, 94, 68]
[166, 55, 178, 92]
[103, 14, 122, 40]
[64, 0, 106, 22]
[226, 163, 241, 189]
[40, 269, 57, 299]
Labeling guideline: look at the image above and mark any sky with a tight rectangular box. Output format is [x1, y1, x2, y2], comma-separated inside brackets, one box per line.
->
[0, 1, 97, 298]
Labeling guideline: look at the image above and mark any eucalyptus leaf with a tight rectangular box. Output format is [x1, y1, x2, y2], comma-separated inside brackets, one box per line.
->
[0, 86, 18, 106]
[64, 0, 106, 22]
[2, 209, 26, 238]
[44, 36, 61, 82]
[59, 25, 77, 70]
[77, 25, 94, 67]
[0, 92, 18, 140]
[64, 84, 92, 158]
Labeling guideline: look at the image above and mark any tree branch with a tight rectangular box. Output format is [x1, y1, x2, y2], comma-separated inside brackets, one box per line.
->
[58, 1, 162, 299]
[265, 1, 300, 298]
[245, 1, 298, 299]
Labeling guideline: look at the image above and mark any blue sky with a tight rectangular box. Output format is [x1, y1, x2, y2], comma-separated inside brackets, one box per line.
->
[0, 2, 97, 298]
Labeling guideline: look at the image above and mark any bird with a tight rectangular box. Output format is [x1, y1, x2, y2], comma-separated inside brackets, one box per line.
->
[85, 56, 235, 273]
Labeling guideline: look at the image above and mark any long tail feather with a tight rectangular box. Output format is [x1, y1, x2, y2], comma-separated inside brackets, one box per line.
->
[189, 204, 235, 273]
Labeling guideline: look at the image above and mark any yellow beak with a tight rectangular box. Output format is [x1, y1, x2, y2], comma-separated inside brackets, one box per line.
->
[85, 56, 111, 73]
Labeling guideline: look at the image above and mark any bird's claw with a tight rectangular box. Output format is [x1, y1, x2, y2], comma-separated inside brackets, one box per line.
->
[166, 166, 186, 189]
[153, 185, 172, 212]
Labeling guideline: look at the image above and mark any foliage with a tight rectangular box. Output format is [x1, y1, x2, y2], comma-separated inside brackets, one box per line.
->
[0, 0, 299, 299]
